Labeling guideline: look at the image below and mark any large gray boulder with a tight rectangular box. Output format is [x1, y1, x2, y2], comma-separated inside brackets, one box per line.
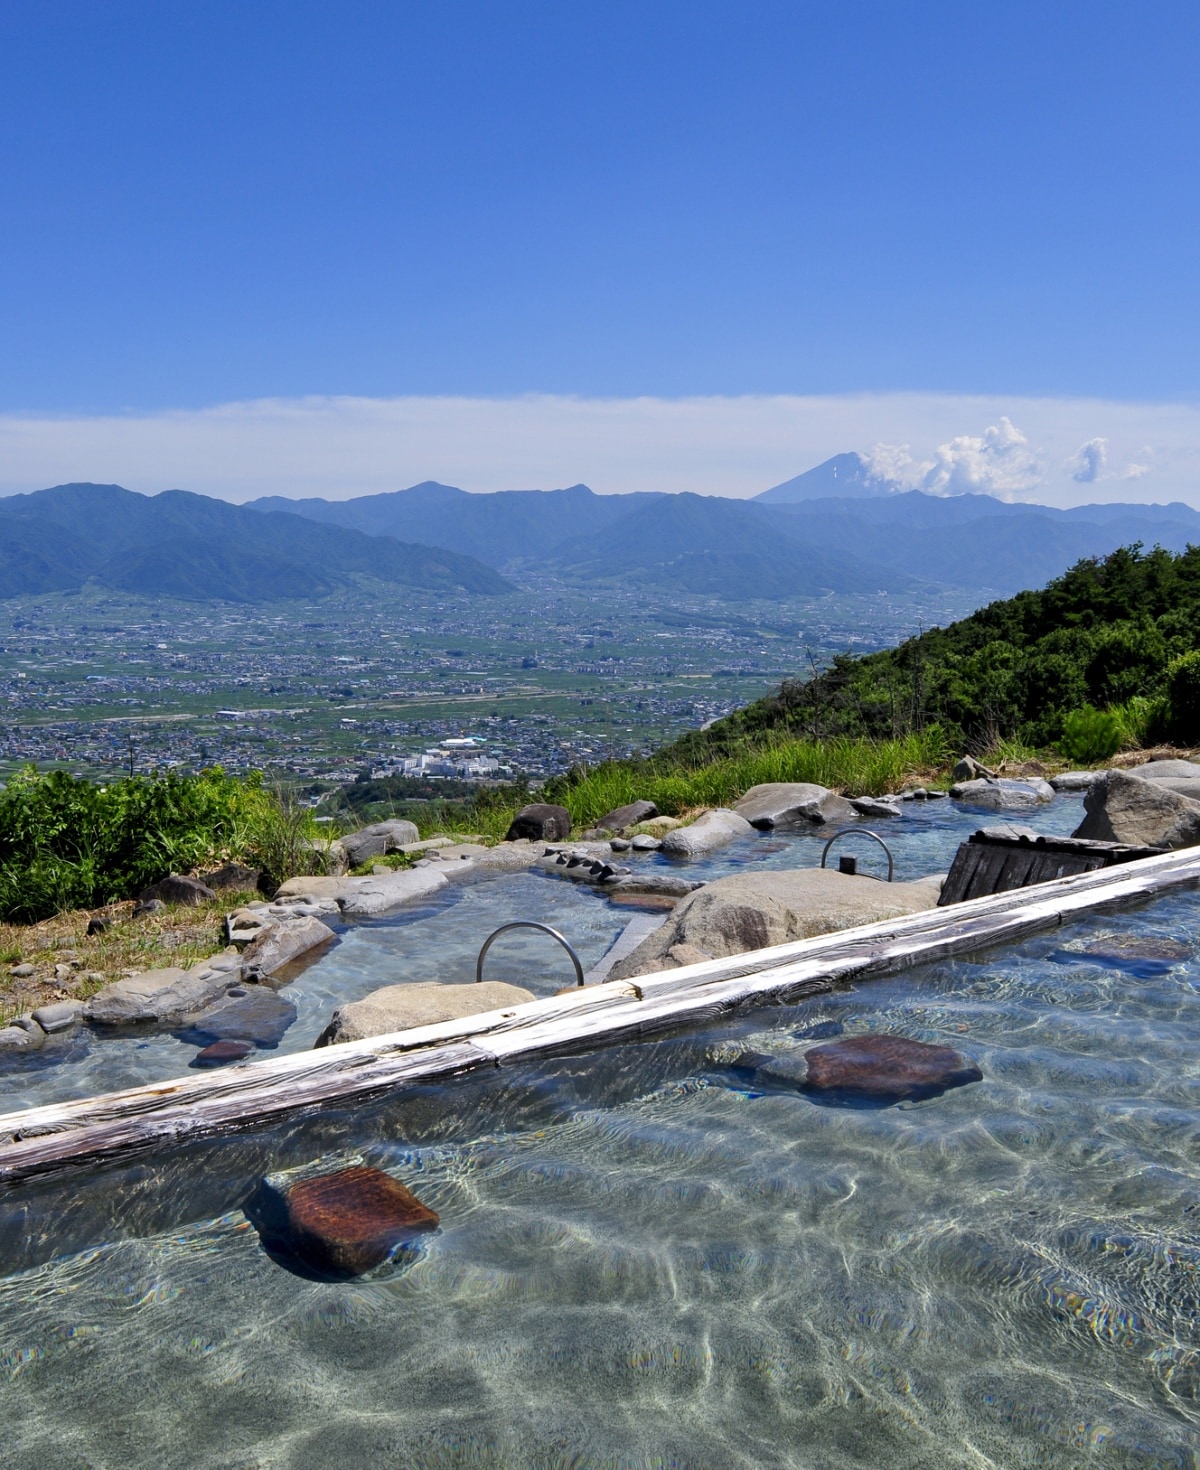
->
[1072, 769, 1200, 848]
[505, 804, 572, 842]
[608, 867, 945, 980]
[734, 783, 857, 829]
[595, 799, 659, 831]
[137, 874, 217, 907]
[340, 820, 420, 868]
[660, 808, 754, 855]
[84, 954, 244, 1028]
[1129, 759, 1200, 781]
[949, 777, 1054, 810]
[316, 980, 535, 1046]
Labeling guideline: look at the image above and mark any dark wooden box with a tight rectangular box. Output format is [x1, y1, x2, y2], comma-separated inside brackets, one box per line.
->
[938, 828, 1165, 907]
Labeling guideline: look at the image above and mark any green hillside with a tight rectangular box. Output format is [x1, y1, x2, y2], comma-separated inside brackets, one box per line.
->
[663, 544, 1200, 762]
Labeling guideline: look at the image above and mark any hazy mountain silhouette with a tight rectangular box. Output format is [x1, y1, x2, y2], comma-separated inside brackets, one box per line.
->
[0, 484, 511, 600]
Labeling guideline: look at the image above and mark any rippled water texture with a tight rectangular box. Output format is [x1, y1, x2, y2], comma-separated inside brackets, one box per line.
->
[3, 872, 1200, 1467]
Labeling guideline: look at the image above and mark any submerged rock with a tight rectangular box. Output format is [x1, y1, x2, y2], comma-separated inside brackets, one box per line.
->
[1072, 769, 1200, 849]
[660, 808, 754, 855]
[191, 1038, 255, 1067]
[1076, 934, 1192, 976]
[253, 1164, 440, 1277]
[800, 1034, 982, 1103]
[734, 783, 857, 829]
[316, 979, 535, 1046]
[180, 986, 298, 1048]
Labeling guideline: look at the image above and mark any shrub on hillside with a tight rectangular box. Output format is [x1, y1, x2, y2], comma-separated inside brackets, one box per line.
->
[0, 767, 311, 923]
[1167, 651, 1200, 743]
[1057, 706, 1122, 765]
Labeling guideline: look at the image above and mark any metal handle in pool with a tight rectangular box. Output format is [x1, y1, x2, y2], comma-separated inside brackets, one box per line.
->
[476, 921, 586, 987]
[820, 828, 895, 882]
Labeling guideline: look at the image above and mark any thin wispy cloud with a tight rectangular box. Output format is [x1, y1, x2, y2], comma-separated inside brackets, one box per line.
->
[0, 393, 1198, 508]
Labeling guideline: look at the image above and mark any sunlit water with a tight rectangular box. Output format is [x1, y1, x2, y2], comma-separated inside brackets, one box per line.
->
[2, 790, 1200, 1464]
[0, 792, 1085, 1111]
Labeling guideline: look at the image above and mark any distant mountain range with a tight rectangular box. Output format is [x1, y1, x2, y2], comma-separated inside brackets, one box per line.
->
[247, 462, 1200, 601]
[0, 460, 1197, 604]
[0, 483, 511, 601]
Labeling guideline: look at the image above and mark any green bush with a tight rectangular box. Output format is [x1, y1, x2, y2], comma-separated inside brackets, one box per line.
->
[1167, 651, 1200, 743]
[0, 766, 316, 923]
[1058, 706, 1122, 765]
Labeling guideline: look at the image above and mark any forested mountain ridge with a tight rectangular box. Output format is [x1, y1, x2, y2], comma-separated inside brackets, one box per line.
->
[0, 483, 511, 600]
[663, 544, 1200, 760]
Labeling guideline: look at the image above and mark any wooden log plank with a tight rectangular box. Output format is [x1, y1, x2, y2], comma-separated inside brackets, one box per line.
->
[1, 846, 1198, 1184]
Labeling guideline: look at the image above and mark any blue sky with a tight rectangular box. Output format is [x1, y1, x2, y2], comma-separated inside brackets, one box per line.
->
[2, 2, 1199, 501]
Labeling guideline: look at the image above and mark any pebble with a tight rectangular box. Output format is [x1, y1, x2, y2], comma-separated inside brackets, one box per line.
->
[8, 964, 34, 978]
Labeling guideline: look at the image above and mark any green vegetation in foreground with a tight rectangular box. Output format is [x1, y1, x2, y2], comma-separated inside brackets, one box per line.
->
[662, 545, 1200, 760]
[0, 767, 324, 924]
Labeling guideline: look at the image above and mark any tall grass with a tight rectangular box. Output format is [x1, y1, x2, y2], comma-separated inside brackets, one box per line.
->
[548, 729, 949, 828]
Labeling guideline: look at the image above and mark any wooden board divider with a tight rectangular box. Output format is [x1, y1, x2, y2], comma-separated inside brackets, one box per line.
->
[2, 844, 1200, 1185]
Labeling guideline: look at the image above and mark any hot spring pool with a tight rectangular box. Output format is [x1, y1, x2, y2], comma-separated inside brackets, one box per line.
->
[2, 864, 1199, 1468]
[0, 791, 1085, 1113]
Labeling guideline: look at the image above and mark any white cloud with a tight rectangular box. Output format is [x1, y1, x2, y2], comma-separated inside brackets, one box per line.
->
[0, 392, 1199, 508]
[866, 416, 1042, 498]
[1070, 437, 1108, 483]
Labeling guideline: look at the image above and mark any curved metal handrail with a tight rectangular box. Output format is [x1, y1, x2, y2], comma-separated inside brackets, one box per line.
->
[475, 920, 586, 988]
[820, 827, 895, 882]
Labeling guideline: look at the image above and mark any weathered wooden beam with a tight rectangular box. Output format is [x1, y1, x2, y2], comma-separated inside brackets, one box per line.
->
[1, 845, 1198, 1184]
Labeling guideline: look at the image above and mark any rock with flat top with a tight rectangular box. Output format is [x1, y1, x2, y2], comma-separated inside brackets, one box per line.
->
[240, 916, 336, 980]
[253, 1164, 440, 1277]
[596, 800, 659, 831]
[608, 866, 944, 980]
[316, 979, 535, 1046]
[1072, 768, 1200, 849]
[505, 803, 572, 842]
[341, 820, 420, 868]
[336, 866, 450, 917]
[1130, 759, 1200, 781]
[84, 959, 243, 1028]
[1050, 770, 1104, 791]
[734, 783, 857, 829]
[661, 808, 754, 855]
[950, 777, 1054, 809]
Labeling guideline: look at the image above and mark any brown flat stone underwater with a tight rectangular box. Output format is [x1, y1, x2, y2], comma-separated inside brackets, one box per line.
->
[2, 890, 1200, 1466]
